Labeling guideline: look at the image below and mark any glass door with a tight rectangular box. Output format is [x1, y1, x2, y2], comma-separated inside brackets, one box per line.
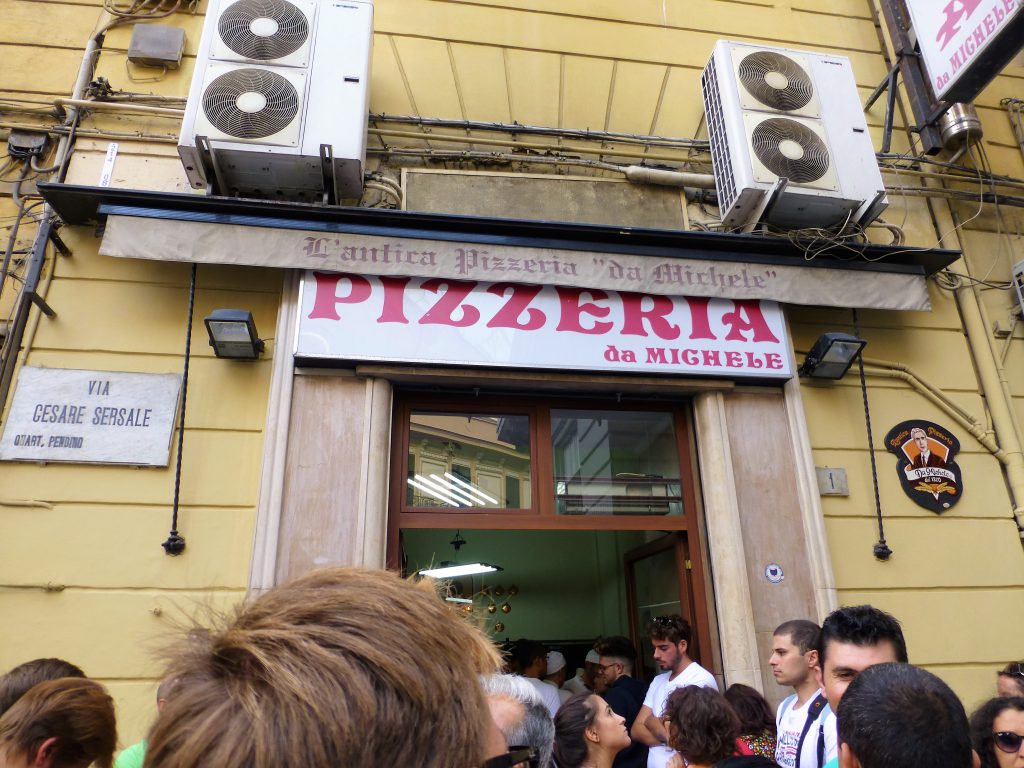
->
[624, 533, 699, 682]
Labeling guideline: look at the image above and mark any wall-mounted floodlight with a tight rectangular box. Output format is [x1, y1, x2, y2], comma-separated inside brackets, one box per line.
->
[799, 332, 867, 380]
[204, 309, 264, 360]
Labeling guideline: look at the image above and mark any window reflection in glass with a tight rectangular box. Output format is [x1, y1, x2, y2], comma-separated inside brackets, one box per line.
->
[408, 412, 531, 509]
[551, 409, 683, 516]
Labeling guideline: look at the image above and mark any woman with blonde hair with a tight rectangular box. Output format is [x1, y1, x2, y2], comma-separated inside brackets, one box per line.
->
[0, 677, 116, 768]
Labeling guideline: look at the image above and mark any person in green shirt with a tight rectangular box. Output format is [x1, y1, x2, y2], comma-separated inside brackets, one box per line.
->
[114, 677, 176, 768]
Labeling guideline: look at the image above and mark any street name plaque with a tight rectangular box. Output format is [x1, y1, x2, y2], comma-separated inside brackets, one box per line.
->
[0, 367, 181, 466]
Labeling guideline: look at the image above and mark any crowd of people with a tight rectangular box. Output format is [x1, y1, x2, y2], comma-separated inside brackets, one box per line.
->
[0, 566, 1021, 768]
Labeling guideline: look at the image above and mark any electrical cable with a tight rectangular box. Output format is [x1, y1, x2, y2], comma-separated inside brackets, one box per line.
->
[0, 160, 32, 301]
[853, 308, 892, 561]
[162, 261, 195, 556]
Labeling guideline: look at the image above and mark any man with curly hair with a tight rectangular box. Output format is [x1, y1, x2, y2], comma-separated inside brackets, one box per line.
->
[631, 615, 717, 768]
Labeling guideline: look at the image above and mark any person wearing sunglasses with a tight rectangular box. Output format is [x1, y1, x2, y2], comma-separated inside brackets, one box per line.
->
[595, 636, 648, 768]
[998, 663, 1024, 699]
[971, 696, 1024, 768]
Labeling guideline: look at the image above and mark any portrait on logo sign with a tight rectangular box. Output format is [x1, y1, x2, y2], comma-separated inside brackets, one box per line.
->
[884, 419, 963, 514]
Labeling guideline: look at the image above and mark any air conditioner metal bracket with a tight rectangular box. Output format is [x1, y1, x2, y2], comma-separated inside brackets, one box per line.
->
[319, 143, 338, 205]
[195, 136, 229, 197]
[741, 177, 788, 233]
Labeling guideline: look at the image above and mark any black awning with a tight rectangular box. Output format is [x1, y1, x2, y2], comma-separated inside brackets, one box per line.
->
[39, 182, 959, 277]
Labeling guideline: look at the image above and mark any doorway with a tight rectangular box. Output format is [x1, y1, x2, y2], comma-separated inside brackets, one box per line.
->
[400, 528, 710, 679]
[389, 390, 716, 674]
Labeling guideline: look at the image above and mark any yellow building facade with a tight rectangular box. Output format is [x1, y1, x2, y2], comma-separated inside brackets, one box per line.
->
[1, 0, 1023, 748]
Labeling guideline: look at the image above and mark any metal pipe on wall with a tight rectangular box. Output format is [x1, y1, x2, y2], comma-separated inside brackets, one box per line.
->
[940, 195, 1024, 537]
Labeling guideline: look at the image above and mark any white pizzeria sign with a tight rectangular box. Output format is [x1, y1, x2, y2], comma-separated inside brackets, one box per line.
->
[0, 367, 181, 465]
[296, 273, 792, 378]
[905, 0, 1023, 102]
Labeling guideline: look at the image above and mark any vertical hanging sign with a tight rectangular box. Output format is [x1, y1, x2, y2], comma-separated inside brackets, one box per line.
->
[904, 0, 1024, 103]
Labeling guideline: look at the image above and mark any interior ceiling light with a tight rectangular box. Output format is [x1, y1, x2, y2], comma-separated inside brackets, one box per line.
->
[798, 332, 866, 380]
[417, 530, 503, 579]
[419, 562, 503, 578]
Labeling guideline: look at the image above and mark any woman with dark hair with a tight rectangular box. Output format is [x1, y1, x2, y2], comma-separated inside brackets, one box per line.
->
[553, 692, 631, 768]
[0, 677, 117, 768]
[663, 686, 779, 768]
[998, 663, 1024, 699]
[724, 684, 776, 759]
[970, 696, 1024, 768]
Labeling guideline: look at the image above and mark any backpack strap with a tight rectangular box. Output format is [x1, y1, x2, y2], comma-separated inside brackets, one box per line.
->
[794, 693, 827, 768]
[778, 694, 796, 723]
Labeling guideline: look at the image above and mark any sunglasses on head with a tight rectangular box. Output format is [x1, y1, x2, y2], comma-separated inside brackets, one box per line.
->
[994, 732, 1024, 753]
[1001, 662, 1024, 678]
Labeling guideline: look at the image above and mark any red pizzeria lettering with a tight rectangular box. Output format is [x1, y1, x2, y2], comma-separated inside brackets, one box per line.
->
[936, 0, 982, 50]
[644, 347, 780, 370]
[486, 283, 546, 330]
[554, 287, 614, 335]
[377, 276, 412, 324]
[418, 279, 481, 327]
[306, 276, 783, 345]
[721, 301, 781, 342]
[619, 292, 681, 340]
[307, 272, 372, 320]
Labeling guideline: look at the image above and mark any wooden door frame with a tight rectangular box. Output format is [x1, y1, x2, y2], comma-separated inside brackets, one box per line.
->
[387, 390, 719, 677]
[624, 533, 714, 680]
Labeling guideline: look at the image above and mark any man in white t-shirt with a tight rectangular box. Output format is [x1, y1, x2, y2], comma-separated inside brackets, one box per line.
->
[770, 619, 833, 768]
[630, 615, 717, 768]
[512, 639, 563, 718]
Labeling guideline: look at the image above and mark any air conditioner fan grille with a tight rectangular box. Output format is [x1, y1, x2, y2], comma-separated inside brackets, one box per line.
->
[202, 68, 299, 139]
[218, 0, 309, 61]
[750, 117, 830, 183]
[738, 51, 814, 111]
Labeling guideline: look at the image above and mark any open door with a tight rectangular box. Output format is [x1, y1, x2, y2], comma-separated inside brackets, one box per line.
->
[625, 533, 705, 682]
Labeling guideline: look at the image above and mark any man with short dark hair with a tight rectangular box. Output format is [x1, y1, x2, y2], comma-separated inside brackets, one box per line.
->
[630, 615, 717, 768]
[0, 657, 86, 717]
[837, 662, 975, 768]
[595, 636, 648, 768]
[770, 619, 832, 768]
[816, 605, 908, 768]
[513, 640, 562, 717]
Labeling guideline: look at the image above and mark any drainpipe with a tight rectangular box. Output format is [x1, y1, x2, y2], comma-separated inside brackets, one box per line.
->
[860, 361, 1004, 460]
[956, 280, 1024, 535]
[939, 198, 1024, 537]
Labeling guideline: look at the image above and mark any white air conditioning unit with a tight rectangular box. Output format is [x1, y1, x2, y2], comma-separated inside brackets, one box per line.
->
[701, 40, 887, 230]
[178, 0, 373, 202]
[1013, 260, 1024, 318]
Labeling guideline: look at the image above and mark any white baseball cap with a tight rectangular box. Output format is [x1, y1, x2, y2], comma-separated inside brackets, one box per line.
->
[546, 650, 567, 675]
